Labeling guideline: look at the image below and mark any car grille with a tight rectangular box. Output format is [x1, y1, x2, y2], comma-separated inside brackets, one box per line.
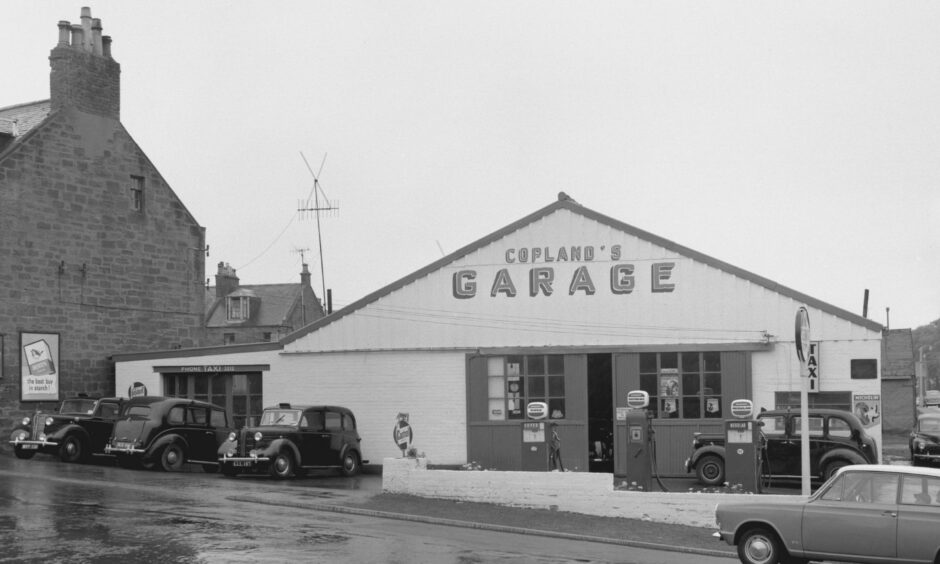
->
[239, 428, 255, 456]
[32, 415, 45, 438]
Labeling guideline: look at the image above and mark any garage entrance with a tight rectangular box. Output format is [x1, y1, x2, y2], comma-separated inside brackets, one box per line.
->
[587, 354, 613, 472]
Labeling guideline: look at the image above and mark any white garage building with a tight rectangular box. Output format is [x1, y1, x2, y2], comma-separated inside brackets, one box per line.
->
[114, 194, 884, 474]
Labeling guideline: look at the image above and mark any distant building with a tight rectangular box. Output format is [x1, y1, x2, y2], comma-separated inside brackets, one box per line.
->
[205, 262, 325, 345]
[881, 329, 916, 432]
[0, 9, 206, 424]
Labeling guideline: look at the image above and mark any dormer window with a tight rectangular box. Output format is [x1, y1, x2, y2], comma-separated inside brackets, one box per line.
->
[226, 296, 250, 321]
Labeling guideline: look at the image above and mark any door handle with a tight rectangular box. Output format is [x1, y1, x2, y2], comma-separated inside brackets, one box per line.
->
[882, 511, 897, 518]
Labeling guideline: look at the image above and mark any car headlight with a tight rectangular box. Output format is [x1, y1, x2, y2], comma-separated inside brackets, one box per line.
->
[38, 433, 47, 441]
[914, 439, 926, 451]
[21, 417, 30, 426]
[228, 432, 237, 442]
[45, 417, 54, 426]
[13, 431, 28, 442]
[254, 432, 263, 442]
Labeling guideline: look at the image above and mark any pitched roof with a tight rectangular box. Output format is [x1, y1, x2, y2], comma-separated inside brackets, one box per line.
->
[0, 100, 52, 153]
[282, 195, 883, 345]
[205, 283, 303, 328]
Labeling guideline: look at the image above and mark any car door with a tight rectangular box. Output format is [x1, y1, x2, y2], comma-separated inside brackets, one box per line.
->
[183, 405, 216, 462]
[802, 470, 898, 560]
[303, 410, 334, 467]
[86, 400, 122, 453]
[761, 414, 792, 476]
[897, 473, 940, 562]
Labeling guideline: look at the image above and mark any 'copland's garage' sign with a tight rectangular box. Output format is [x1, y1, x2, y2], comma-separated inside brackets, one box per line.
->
[452, 244, 677, 299]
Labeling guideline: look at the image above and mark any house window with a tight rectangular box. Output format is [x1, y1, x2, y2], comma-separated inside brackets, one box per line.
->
[262, 332, 272, 342]
[851, 359, 878, 379]
[223, 333, 235, 345]
[487, 354, 565, 421]
[639, 352, 722, 419]
[226, 296, 250, 321]
[130, 175, 144, 212]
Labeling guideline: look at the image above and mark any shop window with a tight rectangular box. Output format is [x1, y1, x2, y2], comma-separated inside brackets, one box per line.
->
[164, 372, 263, 429]
[485, 354, 566, 421]
[639, 352, 722, 419]
[851, 359, 877, 379]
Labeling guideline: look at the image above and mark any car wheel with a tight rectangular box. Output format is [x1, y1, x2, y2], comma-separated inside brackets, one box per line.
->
[695, 454, 725, 486]
[160, 443, 186, 472]
[738, 527, 782, 564]
[13, 446, 37, 460]
[269, 451, 295, 479]
[823, 460, 849, 480]
[59, 435, 86, 463]
[341, 451, 361, 477]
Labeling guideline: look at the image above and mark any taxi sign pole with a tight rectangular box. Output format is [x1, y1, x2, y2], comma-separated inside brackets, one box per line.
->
[795, 307, 811, 497]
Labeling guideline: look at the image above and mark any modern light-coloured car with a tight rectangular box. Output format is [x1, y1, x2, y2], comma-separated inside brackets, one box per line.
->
[715, 464, 940, 564]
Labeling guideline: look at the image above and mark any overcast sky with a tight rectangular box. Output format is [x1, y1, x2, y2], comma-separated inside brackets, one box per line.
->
[4, 2, 938, 331]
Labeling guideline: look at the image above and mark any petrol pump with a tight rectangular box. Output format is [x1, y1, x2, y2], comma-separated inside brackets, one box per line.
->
[521, 401, 550, 471]
[724, 399, 763, 493]
[614, 390, 653, 490]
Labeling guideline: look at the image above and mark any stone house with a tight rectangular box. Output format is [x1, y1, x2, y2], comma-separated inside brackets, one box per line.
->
[0, 8, 206, 423]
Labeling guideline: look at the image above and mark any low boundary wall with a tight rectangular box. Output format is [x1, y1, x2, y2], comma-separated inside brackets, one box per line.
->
[382, 458, 802, 529]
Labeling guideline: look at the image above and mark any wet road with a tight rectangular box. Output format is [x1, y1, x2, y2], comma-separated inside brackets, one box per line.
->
[0, 455, 732, 563]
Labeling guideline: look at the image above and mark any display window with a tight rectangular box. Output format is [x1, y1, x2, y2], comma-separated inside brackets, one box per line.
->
[639, 352, 723, 419]
[486, 354, 565, 421]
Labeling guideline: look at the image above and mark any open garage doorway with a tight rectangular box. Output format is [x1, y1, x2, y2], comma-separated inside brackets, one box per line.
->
[587, 354, 613, 472]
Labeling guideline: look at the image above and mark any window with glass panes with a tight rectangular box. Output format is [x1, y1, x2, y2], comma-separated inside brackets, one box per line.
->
[639, 352, 722, 419]
[486, 354, 565, 421]
[164, 372, 263, 428]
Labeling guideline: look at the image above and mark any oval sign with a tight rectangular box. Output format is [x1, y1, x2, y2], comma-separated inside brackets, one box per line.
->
[730, 399, 754, 419]
[128, 382, 147, 398]
[626, 390, 650, 409]
[526, 401, 548, 420]
[795, 306, 811, 363]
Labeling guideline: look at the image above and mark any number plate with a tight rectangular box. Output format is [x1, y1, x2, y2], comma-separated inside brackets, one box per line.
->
[233, 461, 253, 467]
[114, 442, 133, 450]
[21, 444, 39, 450]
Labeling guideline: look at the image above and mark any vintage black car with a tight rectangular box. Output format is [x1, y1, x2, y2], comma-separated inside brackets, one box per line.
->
[686, 408, 878, 486]
[910, 412, 940, 467]
[105, 396, 232, 472]
[218, 404, 365, 479]
[9, 396, 125, 462]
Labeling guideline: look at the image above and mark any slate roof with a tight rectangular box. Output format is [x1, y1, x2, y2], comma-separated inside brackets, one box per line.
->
[0, 100, 52, 152]
[205, 284, 304, 328]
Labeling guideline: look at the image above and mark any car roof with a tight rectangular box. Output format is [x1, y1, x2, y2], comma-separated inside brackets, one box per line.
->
[918, 411, 940, 420]
[264, 405, 353, 413]
[836, 464, 940, 479]
[124, 396, 220, 409]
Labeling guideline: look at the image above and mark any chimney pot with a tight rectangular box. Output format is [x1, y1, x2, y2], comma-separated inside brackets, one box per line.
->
[91, 18, 103, 55]
[102, 36, 112, 58]
[70, 24, 84, 50]
[80, 8, 93, 52]
[57, 21, 71, 46]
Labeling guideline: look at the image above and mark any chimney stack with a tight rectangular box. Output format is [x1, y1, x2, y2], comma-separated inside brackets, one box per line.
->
[215, 262, 240, 298]
[49, 7, 121, 119]
[300, 263, 312, 288]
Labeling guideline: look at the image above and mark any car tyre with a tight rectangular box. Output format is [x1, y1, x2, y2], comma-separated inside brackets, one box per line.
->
[13, 446, 37, 460]
[823, 460, 849, 480]
[341, 450, 361, 477]
[59, 435, 86, 463]
[695, 454, 725, 486]
[738, 527, 783, 564]
[269, 451, 295, 479]
[160, 443, 186, 472]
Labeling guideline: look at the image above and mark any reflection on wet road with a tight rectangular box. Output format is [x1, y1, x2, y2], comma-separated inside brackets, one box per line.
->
[0, 455, 730, 563]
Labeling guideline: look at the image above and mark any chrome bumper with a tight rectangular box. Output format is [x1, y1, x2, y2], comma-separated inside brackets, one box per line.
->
[104, 445, 146, 455]
[10, 438, 58, 447]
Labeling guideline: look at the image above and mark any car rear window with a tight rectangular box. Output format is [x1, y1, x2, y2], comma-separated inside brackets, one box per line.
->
[829, 417, 852, 438]
[126, 406, 152, 418]
[210, 408, 227, 428]
[793, 416, 824, 437]
[325, 411, 342, 431]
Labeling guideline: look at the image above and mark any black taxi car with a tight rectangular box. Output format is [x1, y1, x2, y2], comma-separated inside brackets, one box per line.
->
[218, 404, 365, 479]
[910, 411, 940, 467]
[686, 408, 878, 486]
[105, 396, 232, 472]
[9, 396, 124, 462]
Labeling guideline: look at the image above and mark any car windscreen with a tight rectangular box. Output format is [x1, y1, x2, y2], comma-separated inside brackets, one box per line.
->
[920, 418, 940, 433]
[260, 409, 301, 426]
[60, 399, 97, 415]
